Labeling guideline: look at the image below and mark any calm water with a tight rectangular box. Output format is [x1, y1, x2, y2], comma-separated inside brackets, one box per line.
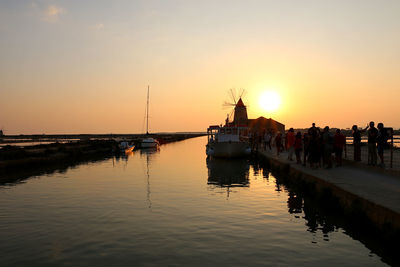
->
[0, 137, 391, 266]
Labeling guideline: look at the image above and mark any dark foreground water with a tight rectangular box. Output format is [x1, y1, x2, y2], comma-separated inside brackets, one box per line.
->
[0, 137, 392, 266]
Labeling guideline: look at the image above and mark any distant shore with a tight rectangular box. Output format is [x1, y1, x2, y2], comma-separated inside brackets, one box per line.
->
[0, 133, 206, 183]
[0, 132, 206, 143]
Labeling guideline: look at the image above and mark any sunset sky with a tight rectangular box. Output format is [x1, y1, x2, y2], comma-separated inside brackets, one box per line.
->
[1, 1, 399, 134]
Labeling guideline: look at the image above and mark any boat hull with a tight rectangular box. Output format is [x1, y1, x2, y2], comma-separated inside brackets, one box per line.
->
[206, 142, 251, 158]
[141, 142, 158, 148]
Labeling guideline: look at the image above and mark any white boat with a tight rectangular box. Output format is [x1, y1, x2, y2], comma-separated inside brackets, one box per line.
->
[206, 96, 251, 158]
[141, 137, 159, 148]
[206, 125, 251, 158]
[141, 85, 159, 149]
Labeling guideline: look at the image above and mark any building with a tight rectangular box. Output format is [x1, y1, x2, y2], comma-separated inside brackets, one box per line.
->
[228, 98, 285, 134]
[248, 117, 285, 134]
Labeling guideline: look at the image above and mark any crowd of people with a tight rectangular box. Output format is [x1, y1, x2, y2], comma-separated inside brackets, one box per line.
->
[254, 122, 391, 169]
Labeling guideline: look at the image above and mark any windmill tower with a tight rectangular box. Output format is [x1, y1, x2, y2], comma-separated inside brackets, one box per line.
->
[223, 88, 248, 126]
[233, 98, 248, 126]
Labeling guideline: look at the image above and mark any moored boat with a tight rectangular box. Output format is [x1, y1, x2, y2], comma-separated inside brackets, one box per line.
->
[140, 85, 159, 149]
[206, 125, 250, 158]
[119, 141, 135, 153]
[206, 95, 251, 158]
[141, 137, 159, 148]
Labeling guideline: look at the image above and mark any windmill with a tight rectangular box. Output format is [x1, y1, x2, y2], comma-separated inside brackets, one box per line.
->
[222, 88, 248, 126]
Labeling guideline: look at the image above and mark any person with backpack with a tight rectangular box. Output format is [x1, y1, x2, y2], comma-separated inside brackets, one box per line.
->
[334, 129, 346, 167]
[376, 122, 388, 168]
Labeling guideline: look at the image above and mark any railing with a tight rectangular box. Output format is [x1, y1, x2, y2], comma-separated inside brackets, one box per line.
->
[344, 135, 398, 170]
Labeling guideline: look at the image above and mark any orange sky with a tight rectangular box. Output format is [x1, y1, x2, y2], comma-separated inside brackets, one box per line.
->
[1, 1, 399, 134]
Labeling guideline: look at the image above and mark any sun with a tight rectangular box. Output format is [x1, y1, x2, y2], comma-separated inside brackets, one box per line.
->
[259, 90, 281, 112]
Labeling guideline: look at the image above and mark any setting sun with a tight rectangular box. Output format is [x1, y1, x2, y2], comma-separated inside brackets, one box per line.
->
[259, 91, 281, 112]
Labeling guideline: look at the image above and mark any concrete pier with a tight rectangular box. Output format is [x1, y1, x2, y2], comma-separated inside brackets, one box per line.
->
[258, 148, 400, 236]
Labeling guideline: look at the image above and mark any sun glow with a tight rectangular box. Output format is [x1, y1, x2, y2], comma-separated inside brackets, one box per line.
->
[259, 91, 281, 112]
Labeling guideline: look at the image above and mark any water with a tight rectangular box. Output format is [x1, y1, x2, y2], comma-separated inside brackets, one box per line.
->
[0, 137, 392, 266]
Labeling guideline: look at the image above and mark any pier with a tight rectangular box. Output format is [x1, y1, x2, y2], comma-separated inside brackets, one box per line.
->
[257, 148, 400, 239]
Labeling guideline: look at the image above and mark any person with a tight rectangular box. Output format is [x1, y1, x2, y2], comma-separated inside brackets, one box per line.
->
[309, 123, 317, 134]
[334, 129, 346, 167]
[287, 128, 295, 161]
[302, 132, 309, 167]
[275, 132, 283, 156]
[294, 132, 303, 164]
[376, 123, 388, 168]
[367, 121, 378, 166]
[264, 130, 272, 150]
[352, 124, 367, 162]
[308, 126, 320, 169]
[322, 126, 333, 168]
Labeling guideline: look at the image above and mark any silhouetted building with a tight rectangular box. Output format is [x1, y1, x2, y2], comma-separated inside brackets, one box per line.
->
[232, 98, 248, 126]
[248, 117, 285, 134]
[227, 98, 285, 134]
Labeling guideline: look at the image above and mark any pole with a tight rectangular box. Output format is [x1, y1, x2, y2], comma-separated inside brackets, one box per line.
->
[390, 128, 393, 168]
[146, 85, 149, 135]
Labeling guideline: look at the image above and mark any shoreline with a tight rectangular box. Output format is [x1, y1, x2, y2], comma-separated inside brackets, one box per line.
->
[0, 133, 205, 183]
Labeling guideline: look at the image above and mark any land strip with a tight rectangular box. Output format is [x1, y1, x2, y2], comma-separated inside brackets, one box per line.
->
[0, 133, 205, 183]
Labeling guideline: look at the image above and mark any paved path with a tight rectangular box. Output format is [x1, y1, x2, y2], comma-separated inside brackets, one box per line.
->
[259, 149, 400, 214]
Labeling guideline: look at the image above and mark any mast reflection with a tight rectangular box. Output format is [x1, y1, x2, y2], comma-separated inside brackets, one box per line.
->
[140, 147, 159, 209]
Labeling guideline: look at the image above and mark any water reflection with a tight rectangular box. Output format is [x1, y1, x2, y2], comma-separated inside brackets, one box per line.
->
[206, 157, 249, 198]
[0, 155, 110, 186]
[0, 137, 395, 266]
[254, 158, 398, 266]
[140, 148, 160, 209]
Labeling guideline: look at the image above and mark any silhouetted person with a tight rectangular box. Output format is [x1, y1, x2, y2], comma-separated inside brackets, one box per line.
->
[367, 121, 378, 166]
[302, 132, 309, 166]
[309, 123, 317, 133]
[352, 124, 367, 162]
[264, 130, 272, 150]
[308, 126, 320, 169]
[287, 128, 295, 161]
[294, 132, 303, 164]
[376, 123, 388, 168]
[334, 129, 346, 167]
[275, 132, 283, 156]
[322, 126, 333, 168]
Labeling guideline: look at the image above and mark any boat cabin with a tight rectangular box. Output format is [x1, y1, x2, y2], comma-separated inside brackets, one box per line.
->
[207, 125, 249, 143]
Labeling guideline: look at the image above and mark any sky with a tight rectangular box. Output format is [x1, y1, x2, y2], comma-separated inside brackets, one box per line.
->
[1, 0, 399, 134]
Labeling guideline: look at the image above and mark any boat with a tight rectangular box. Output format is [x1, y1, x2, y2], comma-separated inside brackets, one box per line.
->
[119, 141, 135, 153]
[141, 85, 159, 148]
[206, 97, 251, 158]
[141, 137, 159, 148]
[206, 125, 251, 158]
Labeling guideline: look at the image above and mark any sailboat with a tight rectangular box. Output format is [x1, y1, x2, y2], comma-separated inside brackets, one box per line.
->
[141, 85, 159, 148]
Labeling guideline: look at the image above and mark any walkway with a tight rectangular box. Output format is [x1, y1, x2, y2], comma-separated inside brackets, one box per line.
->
[258, 148, 400, 215]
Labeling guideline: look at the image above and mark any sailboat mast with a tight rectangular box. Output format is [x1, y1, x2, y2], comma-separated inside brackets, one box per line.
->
[146, 85, 149, 135]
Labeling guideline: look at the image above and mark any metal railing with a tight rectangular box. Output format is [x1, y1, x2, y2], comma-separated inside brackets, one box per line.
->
[345, 135, 398, 170]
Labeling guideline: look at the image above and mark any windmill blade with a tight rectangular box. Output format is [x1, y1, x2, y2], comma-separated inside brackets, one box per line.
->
[229, 109, 234, 121]
[223, 101, 236, 106]
[239, 88, 246, 99]
[229, 88, 237, 104]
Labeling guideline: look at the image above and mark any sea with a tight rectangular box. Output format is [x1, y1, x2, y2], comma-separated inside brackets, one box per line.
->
[0, 137, 395, 266]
